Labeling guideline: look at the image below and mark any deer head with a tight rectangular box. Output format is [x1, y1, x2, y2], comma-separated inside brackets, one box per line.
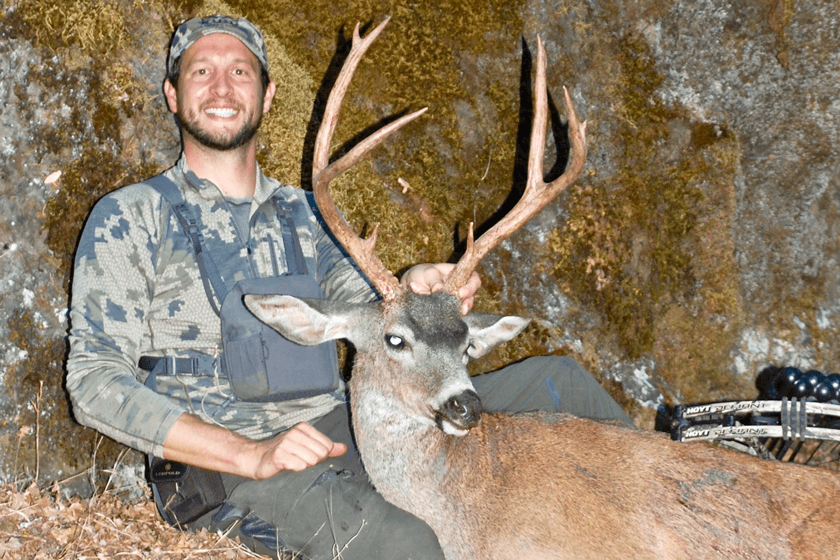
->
[245, 18, 586, 436]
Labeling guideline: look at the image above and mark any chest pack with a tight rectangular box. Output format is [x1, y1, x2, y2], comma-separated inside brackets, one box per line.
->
[144, 174, 339, 402]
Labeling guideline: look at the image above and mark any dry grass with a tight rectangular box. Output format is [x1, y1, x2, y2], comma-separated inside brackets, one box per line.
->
[0, 481, 267, 560]
[1, 376, 270, 559]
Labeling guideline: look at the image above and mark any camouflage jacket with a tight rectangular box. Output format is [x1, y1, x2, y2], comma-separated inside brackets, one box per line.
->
[66, 155, 375, 457]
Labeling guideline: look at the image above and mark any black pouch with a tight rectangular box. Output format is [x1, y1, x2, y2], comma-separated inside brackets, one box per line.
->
[221, 275, 340, 402]
[148, 457, 226, 526]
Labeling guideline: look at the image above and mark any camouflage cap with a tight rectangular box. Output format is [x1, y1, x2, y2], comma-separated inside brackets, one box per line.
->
[168, 15, 269, 77]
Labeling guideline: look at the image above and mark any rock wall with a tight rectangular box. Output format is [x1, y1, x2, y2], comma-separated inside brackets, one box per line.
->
[2, 0, 839, 487]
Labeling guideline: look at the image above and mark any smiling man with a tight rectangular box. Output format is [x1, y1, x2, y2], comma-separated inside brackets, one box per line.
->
[66, 14, 632, 560]
[164, 19, 276, 196]
[169, 34, 268, 152]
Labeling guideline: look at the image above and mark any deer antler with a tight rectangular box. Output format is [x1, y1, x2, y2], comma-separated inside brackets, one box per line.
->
[312, 17, 427, 302]
[442, 37, 588, 295]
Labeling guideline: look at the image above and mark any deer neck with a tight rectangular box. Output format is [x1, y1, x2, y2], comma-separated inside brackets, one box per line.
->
[349, 374, 481, 557]
[349, 372, 450, 498]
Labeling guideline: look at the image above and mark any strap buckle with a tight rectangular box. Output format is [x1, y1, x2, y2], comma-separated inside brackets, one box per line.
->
[165, 356, 179, 376]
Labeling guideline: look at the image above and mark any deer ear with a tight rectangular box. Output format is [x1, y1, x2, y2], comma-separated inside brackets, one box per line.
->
[463, 313, 531, 359]
[244, 294, 358, 346]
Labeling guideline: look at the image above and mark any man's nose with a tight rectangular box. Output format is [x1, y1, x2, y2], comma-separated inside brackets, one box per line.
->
[209, 72, 232, 96]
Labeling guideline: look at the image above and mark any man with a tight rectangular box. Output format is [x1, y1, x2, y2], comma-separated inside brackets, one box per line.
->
[66, 15, 632, 559]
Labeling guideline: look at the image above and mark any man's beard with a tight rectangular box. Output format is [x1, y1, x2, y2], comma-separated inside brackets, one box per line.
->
[177, 103, 262, 151]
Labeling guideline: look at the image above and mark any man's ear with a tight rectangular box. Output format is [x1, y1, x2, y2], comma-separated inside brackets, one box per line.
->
[163, 79, 178, 113]
[262, 80, 277, 114]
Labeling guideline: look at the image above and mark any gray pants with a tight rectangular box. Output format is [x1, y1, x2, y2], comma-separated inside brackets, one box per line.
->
[186, 356, 633, 559]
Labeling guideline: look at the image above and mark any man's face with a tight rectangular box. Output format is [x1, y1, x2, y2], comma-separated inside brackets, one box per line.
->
[165, 33, 274, 151]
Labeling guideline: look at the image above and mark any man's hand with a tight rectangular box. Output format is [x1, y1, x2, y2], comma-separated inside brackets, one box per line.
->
[162, 413, 347, 481]
[250, 422, 348, 479]
[401, 263, 481, 315]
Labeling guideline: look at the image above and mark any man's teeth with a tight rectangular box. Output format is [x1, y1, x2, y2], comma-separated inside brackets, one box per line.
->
[205, 108, 238, 117]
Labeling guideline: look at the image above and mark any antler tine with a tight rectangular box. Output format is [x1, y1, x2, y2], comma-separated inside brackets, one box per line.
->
[312, 18, 427, 302]
[443, 36, 588, 295]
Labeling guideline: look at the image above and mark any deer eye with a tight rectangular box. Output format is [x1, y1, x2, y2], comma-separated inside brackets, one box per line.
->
[386, 334, 405, 349]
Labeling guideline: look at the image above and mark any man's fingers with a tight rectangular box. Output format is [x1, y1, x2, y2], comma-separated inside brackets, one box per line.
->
[289, 422, 333, 444]
[405, 264, 479, 298]
[408, 281, 431, 295]
[252, 423, 346, 476]
[284, 424, 334, 454]
[278, 440, 347, 472]
[458, 271, 481, 299]
[275, 439, 323, 471]
[288, 424, 347, 459]
[329, 442, 348, 457]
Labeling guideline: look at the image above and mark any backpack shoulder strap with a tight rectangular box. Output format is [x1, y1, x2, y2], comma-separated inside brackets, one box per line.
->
[145, 174, 225, 316]
[271, 197, 308, 276]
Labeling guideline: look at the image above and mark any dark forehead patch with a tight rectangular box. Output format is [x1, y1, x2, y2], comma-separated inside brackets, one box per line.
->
[404, 292, 467, 346]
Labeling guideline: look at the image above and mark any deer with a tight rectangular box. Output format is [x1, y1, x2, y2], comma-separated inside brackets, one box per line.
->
[245, 18, 840, 560]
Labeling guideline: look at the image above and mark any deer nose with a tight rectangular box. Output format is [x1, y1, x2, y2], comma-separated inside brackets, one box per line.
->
[439, 390, 483, 430]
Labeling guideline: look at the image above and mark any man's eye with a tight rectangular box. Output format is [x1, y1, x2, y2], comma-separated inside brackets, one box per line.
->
[386, 335, 405, 349]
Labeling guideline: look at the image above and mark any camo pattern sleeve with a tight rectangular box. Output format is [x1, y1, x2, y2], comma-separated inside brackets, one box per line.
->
[66, 177, 187, 457]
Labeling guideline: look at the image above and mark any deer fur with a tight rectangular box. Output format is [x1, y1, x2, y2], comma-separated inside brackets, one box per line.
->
[244, 18, 840, 560]
[246, 290, 840, 560]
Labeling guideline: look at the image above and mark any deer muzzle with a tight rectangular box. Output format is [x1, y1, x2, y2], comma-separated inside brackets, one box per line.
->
[435, 389, 483, 434]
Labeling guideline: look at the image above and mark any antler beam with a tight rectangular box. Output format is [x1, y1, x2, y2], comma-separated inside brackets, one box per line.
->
[312, 18, 427, 302]
[442, 37, 588, 295]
